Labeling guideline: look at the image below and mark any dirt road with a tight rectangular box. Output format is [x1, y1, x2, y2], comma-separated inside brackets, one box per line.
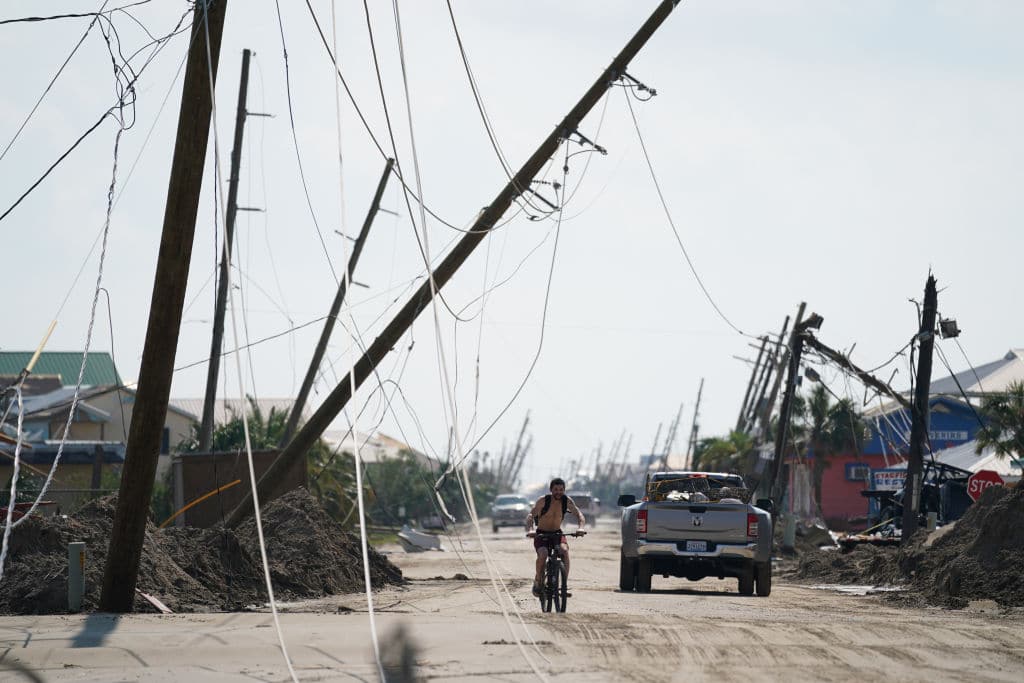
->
[2, 516, 1022, 681]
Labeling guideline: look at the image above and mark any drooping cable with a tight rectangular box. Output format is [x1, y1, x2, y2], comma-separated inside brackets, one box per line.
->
[0, 386, 27, 581]
[272, 0, 340, 285]
[199, 3, 297, 677]
[12, 113, 126, 527]
[623, 87, 746, 337]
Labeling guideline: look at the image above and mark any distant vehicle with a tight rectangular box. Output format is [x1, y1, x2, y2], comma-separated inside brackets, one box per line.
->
[420, 513, 447, 531]
[491, 494, 530, 533]
[618, 471, 773, 596]
[566, 491, 600, 522]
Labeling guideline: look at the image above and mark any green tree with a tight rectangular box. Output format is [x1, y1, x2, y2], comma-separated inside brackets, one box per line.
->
[692, 431, 754, 474]
[975, 380, 1024, 460]
[801, 385, 865, 508]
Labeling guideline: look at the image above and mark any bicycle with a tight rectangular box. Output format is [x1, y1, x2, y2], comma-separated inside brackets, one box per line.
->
[527, 529, 585, 613]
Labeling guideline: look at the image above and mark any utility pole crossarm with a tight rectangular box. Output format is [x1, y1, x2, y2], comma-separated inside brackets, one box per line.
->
[222, 0, 683, 528]
[279, 158, 395, 447]
[802, 335, 912, 412]
[200, 48, 252, 453]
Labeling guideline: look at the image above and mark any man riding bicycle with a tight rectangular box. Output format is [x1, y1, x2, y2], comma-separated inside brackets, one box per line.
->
[525, 478, 585, 597]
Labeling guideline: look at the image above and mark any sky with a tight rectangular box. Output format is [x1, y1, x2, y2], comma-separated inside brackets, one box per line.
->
[2, 0, 1022, 491]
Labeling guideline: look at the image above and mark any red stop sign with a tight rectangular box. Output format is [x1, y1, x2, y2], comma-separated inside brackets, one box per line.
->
[967, 470, 1005, 502]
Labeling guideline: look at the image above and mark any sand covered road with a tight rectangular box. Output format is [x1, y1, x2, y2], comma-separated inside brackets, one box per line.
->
[1, 516, 1022, 681]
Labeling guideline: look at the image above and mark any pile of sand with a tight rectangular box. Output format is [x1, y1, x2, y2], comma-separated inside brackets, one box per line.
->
[908, 484, 1024, 608]
[0, 488, 402, 615]
[795, 484, 1024, 609]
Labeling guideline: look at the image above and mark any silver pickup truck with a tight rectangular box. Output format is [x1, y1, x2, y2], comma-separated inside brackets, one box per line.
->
[618, 471, 773, 596]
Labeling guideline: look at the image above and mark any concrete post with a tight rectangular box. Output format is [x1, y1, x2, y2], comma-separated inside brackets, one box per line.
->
[68, 542, 85, 612]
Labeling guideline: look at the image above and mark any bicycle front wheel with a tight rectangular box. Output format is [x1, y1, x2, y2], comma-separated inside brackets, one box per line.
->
[553, 561, 568, 613]
[541, 559, 554, 612]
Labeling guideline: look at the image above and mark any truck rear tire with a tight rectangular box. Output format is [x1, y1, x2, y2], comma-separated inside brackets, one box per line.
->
[619, 552, 637, 592]
[738, 567, 755, 596]
[636, 558, 653, 593]
[755, 561, 772, 597]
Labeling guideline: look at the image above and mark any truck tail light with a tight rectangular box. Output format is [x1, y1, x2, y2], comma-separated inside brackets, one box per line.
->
[637, 509, 648, 536]
[747, 513, 759, 538]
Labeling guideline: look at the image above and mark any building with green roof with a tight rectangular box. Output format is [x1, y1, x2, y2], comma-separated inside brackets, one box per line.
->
[0, 351, 122, 387]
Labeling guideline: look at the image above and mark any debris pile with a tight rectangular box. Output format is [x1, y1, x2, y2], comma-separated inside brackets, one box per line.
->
[0, 488, 402, 615]
[908, 484, 1024, 608]
[795, 484, 1024, 608]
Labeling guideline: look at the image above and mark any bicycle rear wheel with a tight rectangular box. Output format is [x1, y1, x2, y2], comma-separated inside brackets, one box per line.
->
[554, 562, 568, 613]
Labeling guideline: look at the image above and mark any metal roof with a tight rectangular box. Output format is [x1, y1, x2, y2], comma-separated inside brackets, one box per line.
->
[890, 440, 1022, 476]
[0, 351, 122, 386]
[929, 348, 1024, 395]
[168, 397, 304, 426]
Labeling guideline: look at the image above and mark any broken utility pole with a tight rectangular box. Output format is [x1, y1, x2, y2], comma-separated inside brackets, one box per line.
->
[801, 336, 911, 411]
[223, 0, 682, 528]
[279, 158, 394, 446]
[767, 309, 823, 517]
[902, 274, 937, 542]
[101, 0, 227, 612]
[199, 47, 251, 453]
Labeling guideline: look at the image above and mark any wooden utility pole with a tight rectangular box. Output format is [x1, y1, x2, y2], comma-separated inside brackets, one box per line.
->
[750, 316, 789, 436]
[736, 337, 767, 432]
[902, 274, 937, 542]
[498, 411, 530, 489]
[658, 403, 684, 470]
[224, 0, 681, 527]
[758, 304, 804, 445]
[100, 0, 227, 612]
[686, 378, 704, 468]
[802, 336, 911, 411]
[199, 47, 251, 453]
[767, 310, 823, 515]
[279, 158, 394, 446]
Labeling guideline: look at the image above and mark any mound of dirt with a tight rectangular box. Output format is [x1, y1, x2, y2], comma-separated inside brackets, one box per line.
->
[908, 485, 1024, 608]
[0, 497, 215, 614]
[795, 544, 903, 585]
[794, 484, 1024, 609]
[236, 488, 404, 597]
[0, 488, 403, 615]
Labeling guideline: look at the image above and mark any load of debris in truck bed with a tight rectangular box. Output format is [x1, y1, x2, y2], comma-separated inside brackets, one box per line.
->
[795, 483, 1024, 608]
[0, 488, 403, 615]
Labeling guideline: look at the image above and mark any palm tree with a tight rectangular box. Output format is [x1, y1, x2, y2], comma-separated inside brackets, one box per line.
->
[975, 380, 1024, 460]
[803, 385, 866, 508]
[693, 431, 754, 474]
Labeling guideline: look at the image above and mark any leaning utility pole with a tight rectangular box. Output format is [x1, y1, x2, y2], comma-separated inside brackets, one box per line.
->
[199, 48, 251, 453]
[767, 310, 823, 515]
[902, 274, 937, 542]
[224, 0, 682, 527]
[758, 304, 804, 443]
[749, 316, 788, 435]
[736, 338, 767, 432]
[101, 0, 227, 612]
[686, 378, 704, 468]
[279, 158, 394, 446]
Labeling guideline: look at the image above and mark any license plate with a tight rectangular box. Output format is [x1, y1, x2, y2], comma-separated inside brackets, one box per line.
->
[685, 540, 707, 552]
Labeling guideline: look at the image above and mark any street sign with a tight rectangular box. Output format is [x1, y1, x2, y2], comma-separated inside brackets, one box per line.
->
[966, 470, 1005, 502]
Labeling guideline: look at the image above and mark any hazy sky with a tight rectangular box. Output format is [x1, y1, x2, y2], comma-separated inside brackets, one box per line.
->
[2, 1, 1022, 489]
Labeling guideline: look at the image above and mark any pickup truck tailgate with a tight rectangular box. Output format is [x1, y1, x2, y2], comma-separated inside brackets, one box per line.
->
[646, 503, 749, 544]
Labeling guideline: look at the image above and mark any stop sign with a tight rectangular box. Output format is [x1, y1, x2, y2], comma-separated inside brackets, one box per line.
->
[967, 470, 1005, 502]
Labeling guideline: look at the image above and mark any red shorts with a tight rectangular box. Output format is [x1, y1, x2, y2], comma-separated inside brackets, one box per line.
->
[533, 531, 567, 551]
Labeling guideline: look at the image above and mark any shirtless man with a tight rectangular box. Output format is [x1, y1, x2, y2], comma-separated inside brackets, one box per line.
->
[525, 478, 586, 596]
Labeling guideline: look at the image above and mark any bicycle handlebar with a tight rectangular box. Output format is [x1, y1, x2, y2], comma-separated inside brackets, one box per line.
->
[526, 530, 586, 538]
